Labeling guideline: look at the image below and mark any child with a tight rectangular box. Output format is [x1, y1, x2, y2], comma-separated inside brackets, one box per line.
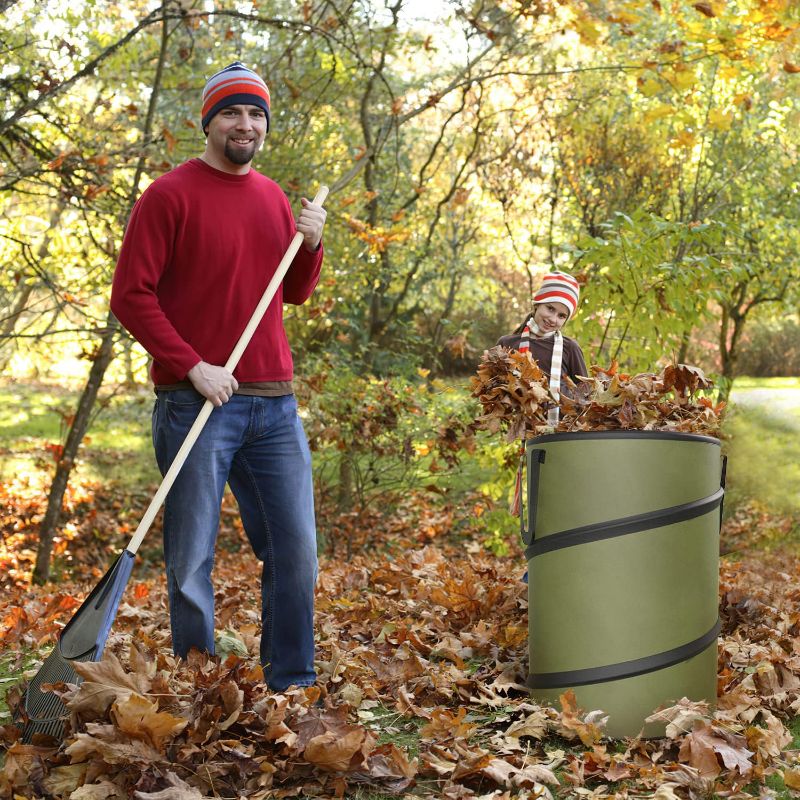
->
[498, 272, 588, 541]
[497, 271, 587, 425]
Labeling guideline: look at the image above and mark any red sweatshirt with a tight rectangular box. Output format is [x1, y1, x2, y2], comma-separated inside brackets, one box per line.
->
[111, 158, 323, 386]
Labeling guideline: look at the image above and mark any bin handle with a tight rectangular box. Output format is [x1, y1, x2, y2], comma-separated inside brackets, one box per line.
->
[719, 454, 728, 531]
[521, 448, 546, 546]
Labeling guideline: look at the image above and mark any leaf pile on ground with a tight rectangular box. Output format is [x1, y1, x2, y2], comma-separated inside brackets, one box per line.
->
[2, 479, 800, 798]
[472, 346, 726, 440]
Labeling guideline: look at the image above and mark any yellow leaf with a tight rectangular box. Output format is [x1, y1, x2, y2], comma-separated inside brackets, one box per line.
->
[681, 20, 714, 43]
[643, 104, 674, 123]
[417, 367, 431, 377]
[573, 13, 602, 44]
[670, 66, 697, 90]
[785, 767, 800, 790]
[671, 130, 696, 148]
[609, 10, 638, 24]
[708, 108, 733, 131]
[638, 77, 662, 97]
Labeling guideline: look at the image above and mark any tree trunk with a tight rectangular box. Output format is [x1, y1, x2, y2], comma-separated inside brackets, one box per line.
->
[122, 335, 137, 385]
[337, 456, 353, 511]
[33, 10, 170, 581]
[33, 317, 118, 583]
[717, 306, 745, 404]
[677, 327, 692, 364]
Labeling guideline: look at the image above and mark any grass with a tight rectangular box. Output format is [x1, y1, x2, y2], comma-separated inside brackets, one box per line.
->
[730, 377, 800, 390]
[724, 381, 800, 516]
[0, 647, 49, 727]
[737, 716, 800, 799]
[0, 378, 158, 490]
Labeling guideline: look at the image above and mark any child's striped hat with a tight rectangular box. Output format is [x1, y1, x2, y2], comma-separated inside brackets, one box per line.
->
[532, 271, 580, 319]
[201, 62, 271, 131]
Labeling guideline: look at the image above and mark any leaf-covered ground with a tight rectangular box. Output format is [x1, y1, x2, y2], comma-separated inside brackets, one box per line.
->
[2, 475, 800, 799]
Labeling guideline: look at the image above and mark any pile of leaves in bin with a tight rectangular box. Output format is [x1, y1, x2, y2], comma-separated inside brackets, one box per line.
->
[471, 345, 726, 441]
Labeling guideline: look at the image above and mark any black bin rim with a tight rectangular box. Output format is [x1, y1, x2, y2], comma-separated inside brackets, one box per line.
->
[526, 430, 721, 447]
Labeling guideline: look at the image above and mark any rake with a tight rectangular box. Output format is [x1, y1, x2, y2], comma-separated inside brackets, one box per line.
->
[18, 186, 328, 743]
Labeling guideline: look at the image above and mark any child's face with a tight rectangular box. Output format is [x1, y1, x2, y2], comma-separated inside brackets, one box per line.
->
[533, 302, 570, 334]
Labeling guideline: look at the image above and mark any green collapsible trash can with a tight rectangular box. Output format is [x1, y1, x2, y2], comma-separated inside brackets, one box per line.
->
[523, 431, 725, 739]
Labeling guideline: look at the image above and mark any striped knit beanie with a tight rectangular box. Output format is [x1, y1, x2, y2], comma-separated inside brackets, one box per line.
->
[532, 271, 580, 319]
[201, 62, 271, 132]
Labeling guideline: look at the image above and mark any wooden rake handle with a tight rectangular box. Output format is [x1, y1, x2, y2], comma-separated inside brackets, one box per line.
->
[126, 185, 329, 555]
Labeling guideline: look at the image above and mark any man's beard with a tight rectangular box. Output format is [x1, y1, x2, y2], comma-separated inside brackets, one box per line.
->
[224, 139, 257, 165]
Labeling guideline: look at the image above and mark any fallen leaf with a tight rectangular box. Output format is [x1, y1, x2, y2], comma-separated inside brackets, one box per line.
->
[134, 770, 206, 798]
[111, 693, 189, 751]
[304, 728, 370, 771]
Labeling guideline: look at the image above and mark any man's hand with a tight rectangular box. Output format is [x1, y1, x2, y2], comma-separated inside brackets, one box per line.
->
[297, 197, 327, 252]
[187, 361, 238, 407]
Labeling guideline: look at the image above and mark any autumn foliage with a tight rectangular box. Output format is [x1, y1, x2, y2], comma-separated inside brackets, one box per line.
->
[0, 473, 799, 798]
[472, 346, 726, 441]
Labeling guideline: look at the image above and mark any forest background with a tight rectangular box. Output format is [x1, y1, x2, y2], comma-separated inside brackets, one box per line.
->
[2, 0, 800, 573]
[1, 0, 800, 797]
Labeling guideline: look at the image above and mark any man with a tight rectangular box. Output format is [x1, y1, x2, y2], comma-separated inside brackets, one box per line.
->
[111, 62, 326, 690]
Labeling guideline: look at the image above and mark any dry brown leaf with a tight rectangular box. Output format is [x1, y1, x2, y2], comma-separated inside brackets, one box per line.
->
[677, 721, 753, 778]
[364, 742, 418, 782]
[70, 780, 129, 799]
[133, 770, 206, 799]
[68, 652, 152, 715]
[504, 710, 548, 741]
[111, 693, 189, 751]
[784, 766, 800, 789]
[304, 728, 370, 771]
[65, 724, 165, 766]
[556, 690, 607, 746]
[40, 763, 86, 795]
[420, 706, 477, 742]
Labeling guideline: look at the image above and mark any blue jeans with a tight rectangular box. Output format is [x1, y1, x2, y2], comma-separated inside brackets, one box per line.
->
[152, 390, 317, 690]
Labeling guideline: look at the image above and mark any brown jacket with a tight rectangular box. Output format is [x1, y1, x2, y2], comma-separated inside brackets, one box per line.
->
[496, 331, 588, 388]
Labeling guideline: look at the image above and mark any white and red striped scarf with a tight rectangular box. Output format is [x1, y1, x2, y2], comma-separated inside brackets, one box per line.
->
[519, 319, 563, 427]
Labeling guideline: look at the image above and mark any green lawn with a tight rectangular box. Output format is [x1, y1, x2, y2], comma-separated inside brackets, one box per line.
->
[0, 378, 158, 489]
[725, 378, 800, 516]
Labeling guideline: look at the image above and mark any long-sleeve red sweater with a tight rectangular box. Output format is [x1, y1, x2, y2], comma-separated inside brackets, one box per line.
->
[111, 158, 323, 386]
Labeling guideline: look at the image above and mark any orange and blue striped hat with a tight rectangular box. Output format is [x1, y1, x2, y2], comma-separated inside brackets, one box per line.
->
[532, 271, 580, 319]
[201, 62, 271, 131]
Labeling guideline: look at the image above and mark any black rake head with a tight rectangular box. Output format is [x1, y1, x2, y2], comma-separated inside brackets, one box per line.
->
[15, 550, 135, 744]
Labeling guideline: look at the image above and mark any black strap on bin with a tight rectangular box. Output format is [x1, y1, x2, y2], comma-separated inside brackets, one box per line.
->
[525, 486, 725, 560]
[527, 617, 721, 688]
[719, 454, 728, 531]
[521, 448, 546, 546]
